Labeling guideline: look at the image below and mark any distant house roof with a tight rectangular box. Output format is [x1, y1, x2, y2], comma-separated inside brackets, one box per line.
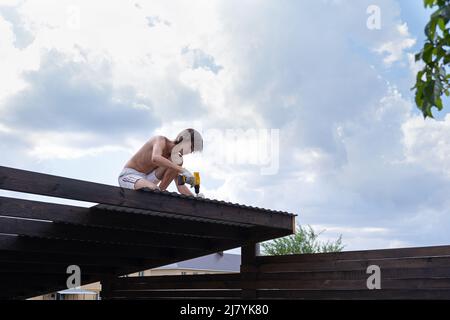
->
[155, 252, 241, 272]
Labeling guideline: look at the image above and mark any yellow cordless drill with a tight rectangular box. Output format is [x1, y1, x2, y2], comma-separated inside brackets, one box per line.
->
[177, 172, 201, 196]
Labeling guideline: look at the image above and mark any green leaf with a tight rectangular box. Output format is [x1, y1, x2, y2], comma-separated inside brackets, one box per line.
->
[436, 97, 444, 110]
[425, 19, 437, 41]
[417, 70, 425, 82]
[444, 54, 450, 64]
[422, 43, 435, 64]
[424, 0, 436, 9]
[438, 17, 447, 31]
[416, 52, 423, 62]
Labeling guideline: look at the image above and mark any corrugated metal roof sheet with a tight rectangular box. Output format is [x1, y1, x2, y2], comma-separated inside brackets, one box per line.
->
[130, 188, 295, 217]
[95, 204, 256, 227]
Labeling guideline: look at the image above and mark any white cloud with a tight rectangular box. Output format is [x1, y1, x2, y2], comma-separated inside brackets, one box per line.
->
[0, 15, 37, 103]
[375, 22, 416, 65]
[309, 224, 411, 251]
[0, 0, 20, 6]
[402, 114, 450, 177]
[26, 131, 128, 160]
[0, 122, 12, 133]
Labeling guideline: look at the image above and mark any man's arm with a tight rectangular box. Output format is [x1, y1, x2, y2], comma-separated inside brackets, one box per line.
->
[176, 184, 194, 196]
[151, 137, 184, 173]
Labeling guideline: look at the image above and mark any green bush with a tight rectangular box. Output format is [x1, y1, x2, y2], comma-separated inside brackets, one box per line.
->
[261, 225, 344, 255]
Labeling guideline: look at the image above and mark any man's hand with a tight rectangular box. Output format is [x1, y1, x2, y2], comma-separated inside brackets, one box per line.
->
[181, 168, 195, 187]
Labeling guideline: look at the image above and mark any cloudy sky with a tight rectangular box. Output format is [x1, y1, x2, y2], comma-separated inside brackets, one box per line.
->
[1, 0, 449, 251]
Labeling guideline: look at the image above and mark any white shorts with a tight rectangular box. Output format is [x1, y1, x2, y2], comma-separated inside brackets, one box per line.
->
[118, 167, 161, 190]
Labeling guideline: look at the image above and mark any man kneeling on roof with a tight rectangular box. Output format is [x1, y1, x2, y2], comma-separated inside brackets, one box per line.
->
[118, 128, 203, 196]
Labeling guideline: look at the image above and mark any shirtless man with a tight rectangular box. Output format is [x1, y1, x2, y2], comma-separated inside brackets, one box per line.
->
[118, 128, 203, 196]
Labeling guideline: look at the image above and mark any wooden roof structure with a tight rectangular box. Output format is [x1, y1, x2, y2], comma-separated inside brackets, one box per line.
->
[0, 166, 296, 299]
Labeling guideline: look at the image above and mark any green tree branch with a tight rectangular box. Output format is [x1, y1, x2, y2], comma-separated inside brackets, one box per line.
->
[414, 0, 450, 118]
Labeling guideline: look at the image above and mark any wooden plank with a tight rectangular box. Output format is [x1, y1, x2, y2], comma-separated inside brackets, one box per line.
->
[247, 278, 450, 290]
[256, 278, 450, 290]
[0, 275, 101, 300]
[112, 279, 238, 291]
[0, 166, 295, 231]
[0, 216, 235, 250]
[111, 278, 450, 291]
[110, 266, 450, 292]
[0, 234, 204, 260]
[112, 273, 240, 290]
[0, 196, 249, 240]
[109, 290, 242, 299]
[257, 256, 450, 273]
[109, 288, 450, 300]
[256, 245, 450, 265]
[0, 273, 94, 287]
[0, 262, 116, 275]
[256, 267, 450, 281]
[256, 289, 450, 300]
[110, 272, 450, 291]
[0, 250, 153, 267]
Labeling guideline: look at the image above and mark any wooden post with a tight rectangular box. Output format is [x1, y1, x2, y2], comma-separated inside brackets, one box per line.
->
[240, 242, 260, 299]
[100, 276, 114, 300]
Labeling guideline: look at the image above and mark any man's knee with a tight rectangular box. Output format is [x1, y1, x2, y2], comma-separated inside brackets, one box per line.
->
[165, 168, 179, 182]
[154, 167, 167, 180]
[158, 168, 179, 191]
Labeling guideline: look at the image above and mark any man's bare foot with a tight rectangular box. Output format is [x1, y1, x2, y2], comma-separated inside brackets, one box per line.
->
[135, 179, 160, 191]
[140, 187, 160, 192]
